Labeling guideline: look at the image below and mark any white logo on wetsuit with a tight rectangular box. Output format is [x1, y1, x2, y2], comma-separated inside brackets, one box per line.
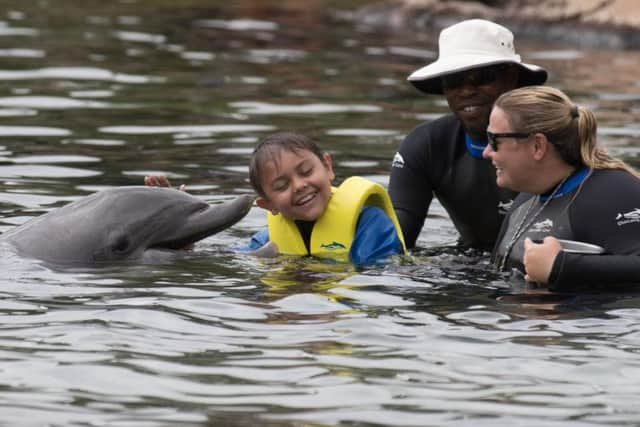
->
[498, 200, 513, 215]
[616, 208, 640, 226]
[392, 152, 405, 168]
[530, 218, 553, 233]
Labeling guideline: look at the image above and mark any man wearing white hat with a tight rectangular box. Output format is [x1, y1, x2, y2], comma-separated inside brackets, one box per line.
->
[388, 19, 548, 250]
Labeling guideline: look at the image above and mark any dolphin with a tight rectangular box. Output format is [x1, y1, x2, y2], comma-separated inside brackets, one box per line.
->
[0, 186, 254, 266]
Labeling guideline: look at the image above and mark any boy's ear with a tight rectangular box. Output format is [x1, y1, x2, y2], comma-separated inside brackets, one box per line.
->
[323, 152, 335, 181]
[256, 196, 278, 215]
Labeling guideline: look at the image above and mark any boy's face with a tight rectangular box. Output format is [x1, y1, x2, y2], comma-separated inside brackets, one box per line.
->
[256, 149, 334, 222]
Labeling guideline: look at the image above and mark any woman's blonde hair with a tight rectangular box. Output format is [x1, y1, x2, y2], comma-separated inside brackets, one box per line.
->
[494, 85, 639, 178]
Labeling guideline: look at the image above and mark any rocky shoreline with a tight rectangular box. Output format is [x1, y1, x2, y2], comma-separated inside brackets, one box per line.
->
[353, 0, 640, 50]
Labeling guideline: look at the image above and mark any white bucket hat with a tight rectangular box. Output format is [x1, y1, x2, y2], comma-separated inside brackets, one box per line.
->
[408, 19, 547, 95]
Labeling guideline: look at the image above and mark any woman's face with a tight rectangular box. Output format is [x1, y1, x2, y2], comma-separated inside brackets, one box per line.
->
[483, 106, 536, 192]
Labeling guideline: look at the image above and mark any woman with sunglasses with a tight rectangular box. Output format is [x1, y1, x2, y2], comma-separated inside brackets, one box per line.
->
[483, 85, 640, 290]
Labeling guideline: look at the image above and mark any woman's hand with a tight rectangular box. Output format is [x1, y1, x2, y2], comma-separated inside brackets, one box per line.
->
[523, 237, 563, 283]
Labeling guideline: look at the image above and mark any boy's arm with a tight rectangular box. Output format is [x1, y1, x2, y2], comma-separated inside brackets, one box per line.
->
[236, 228, 269, 251]
[235, 228, 279, 257]
[350, 206, 404, 265]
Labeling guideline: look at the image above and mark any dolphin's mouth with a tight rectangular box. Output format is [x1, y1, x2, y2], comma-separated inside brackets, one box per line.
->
[150, 238, 197, 251]
[151, 193, 254, 250]
[152, 203, 210, 250]
[150, 241, 195, 251]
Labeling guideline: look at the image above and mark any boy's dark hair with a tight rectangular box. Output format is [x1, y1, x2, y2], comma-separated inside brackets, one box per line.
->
[249, 133, 325, 197]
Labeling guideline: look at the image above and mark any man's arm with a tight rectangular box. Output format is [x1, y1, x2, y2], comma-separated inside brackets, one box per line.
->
[393, 208, 426, 249]
[388, 127, 436, 249]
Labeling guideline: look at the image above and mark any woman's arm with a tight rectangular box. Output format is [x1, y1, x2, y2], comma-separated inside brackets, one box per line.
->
[524, 236, 640, 290]
[549, 251, 640, 291]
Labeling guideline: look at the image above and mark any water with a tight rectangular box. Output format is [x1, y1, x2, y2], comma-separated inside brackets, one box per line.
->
[0, 1, 640, 426]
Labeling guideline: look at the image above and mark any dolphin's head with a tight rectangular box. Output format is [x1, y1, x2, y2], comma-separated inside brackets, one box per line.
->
[4, 186, 254, 266]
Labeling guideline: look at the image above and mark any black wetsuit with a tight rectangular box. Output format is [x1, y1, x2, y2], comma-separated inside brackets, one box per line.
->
[493, 168, 640, 289]
[389, 113, 517, 250]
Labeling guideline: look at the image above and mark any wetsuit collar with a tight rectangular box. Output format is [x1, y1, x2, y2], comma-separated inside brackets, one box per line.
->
[464, 133, 488, 159]
[540, 166, 590, 201]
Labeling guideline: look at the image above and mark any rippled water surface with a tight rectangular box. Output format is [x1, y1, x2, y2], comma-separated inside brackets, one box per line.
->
[1, 1, 640, 426]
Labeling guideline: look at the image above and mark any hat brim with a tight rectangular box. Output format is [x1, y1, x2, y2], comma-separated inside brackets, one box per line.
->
[408, 57, 548, 95]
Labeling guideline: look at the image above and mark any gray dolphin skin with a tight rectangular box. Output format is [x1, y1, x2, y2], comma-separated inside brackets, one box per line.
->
[0, 186, 254, 266]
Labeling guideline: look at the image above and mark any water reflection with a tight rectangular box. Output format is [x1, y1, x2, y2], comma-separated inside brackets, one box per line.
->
[230, 101, 381, 114]
[0, 164, 101, 178]
[0, 125, 69, 135]
[0, 95, 120, 109]
[194, 18, 280, 32]
[0, 66, 162, 83]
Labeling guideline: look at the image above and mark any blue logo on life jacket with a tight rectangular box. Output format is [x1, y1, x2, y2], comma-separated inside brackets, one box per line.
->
[320, 241, 346, 250]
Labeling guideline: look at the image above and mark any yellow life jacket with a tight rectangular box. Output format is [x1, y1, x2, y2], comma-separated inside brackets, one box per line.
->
[267, 176, 406, 259]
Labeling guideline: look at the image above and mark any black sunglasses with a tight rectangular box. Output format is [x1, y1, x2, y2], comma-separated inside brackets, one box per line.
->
[486, 131, 531, 151]
[441, 64, 509, 90]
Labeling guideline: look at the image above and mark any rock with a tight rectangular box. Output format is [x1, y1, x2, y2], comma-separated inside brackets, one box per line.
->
[353, 0, 640, 49]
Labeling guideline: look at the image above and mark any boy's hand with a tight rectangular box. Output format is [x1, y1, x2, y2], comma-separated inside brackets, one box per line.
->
[144, 175, 185, 191]
[143, 174, 190, 248]
[249, 241, 279, 258]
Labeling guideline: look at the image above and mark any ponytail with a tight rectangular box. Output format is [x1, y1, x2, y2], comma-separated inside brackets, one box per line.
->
[495, 86, 640, 178]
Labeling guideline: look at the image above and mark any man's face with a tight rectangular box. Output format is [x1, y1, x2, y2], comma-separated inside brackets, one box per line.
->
[442, 64, 519, 140]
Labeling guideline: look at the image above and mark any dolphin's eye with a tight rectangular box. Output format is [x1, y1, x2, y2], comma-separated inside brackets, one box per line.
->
[112, 236, 130, 253]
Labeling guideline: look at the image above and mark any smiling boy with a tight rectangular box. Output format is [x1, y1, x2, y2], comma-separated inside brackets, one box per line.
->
[245, 132, 405, 264]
